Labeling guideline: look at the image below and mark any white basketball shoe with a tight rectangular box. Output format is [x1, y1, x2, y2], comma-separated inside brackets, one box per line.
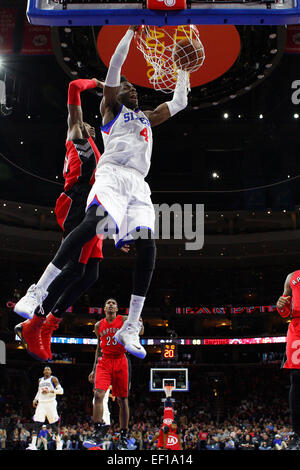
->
[114, 320, 146, 359]
[14, 284, 48, 319]
[26, 443, 37, 450]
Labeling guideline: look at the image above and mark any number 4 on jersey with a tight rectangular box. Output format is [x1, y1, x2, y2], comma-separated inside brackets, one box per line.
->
[140, 127, 149, 142]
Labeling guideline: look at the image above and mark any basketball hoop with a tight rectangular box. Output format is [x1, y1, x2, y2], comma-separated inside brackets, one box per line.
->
[134, 25, 205, 93]
[163, 383, 175, 397]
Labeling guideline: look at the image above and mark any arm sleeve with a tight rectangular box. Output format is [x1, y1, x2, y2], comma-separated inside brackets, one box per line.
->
[54, 384, 64, 395]
[166, 70, 189, 117]
[105, 30, 134, 88]
[67, 79, 97, 106]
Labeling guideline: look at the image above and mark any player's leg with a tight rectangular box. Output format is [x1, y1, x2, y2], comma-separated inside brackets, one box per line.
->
[114, 177, 156, 359]
[83, 389, 107, 448]
[14, 254, 87, 361]
[117, 397, 130, 449]
[102, 387, 111, 427]
[41, 256, 101, 359]
[112, 354, 131, 450]
[28, 405, 45, 450]
[14, 167, 124, 320]
[14, 204, 109, 319]
[288, 369, 300, 449]
[45, 401, 60, 443]
[83, 357, 112, 448]
[114, 229, 156, 358]
[48, 421, 62, 450]
[27, 421, 44, 450]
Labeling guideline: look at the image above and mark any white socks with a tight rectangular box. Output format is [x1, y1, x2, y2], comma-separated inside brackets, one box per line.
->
[127, 294, 145, 324]
[36, 263, 61, 291]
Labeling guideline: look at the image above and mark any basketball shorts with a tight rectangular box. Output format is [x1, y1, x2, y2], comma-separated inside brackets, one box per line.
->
[94, 353, 131, 398]
[86, 163, 156, 249]
[284, 319, 300, 369]
[33, 400, 59, 424]
[54, 185, 103, 263]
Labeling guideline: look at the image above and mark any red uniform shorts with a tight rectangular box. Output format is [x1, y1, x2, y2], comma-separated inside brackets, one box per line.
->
[95, 354, 130, 398]
[284, 319, 300, 369]
[54, 189, 103, 264]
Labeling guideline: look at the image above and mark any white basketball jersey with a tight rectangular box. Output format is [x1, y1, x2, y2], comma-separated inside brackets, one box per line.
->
[99, 105, 153, 178]
[38, 376, 56, 403]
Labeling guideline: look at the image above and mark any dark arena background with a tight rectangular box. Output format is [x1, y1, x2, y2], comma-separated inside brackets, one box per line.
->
[2, 0, 300, 459]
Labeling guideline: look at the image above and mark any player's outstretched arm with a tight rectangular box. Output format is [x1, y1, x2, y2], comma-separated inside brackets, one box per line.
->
[101, 26, 138, 123]
[89, 321, 101, 382]
[276, 273, 293, 317]
[144, 70, 189, 127]
[67, 78, 102, 140]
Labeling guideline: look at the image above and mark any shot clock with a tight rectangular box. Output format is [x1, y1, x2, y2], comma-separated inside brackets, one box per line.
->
[161, 343, 178, 361]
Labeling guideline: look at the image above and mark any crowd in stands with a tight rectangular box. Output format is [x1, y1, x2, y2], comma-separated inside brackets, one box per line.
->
[0, 363, 294, 450]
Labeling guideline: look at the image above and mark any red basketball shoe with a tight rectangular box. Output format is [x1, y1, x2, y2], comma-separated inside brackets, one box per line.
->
[40, 313, 62, 360]
[14, 316, 48, 361]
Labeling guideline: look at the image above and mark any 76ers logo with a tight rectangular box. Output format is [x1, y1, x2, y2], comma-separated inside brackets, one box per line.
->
[147, 0, 186, 10]
[163, 418, 173, 425]
[167, 435, 179, 446]
[157, 0, 176, 6]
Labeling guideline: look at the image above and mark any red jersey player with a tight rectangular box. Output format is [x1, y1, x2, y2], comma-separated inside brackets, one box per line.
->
[84, 298, 143, 450]
[14, 78, 105, 362]
[163, 422, 182, 450]
[276, 270, 300, 450]
[150, 385, 182, 450]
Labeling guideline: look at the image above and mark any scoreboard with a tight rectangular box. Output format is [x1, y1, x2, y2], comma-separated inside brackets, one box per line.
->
[161, 344, 178, 361]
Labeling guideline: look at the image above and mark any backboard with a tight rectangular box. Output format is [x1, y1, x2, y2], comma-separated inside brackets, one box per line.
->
[27, 0, 300, 26]
[150, 367, 189, 392]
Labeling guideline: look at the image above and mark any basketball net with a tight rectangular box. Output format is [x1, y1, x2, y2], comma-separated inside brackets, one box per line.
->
[134, 25, 205, 93]
[164, 384, 174, 398]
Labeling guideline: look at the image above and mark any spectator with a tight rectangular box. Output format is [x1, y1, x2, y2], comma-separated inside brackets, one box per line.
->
[198, 428, 208, 449]
[131, 425, 143, 450]
[38, 425, 49, 450]
[0, 429, 7, 450]
[11, 428, 19, 450]
[66, 427, 81, 450]
[19, 427, 30, 449]
[273, 434, 287, 450]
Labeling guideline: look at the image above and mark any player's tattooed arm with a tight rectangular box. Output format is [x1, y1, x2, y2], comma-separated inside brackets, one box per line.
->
[144, 103, 171, 128]
[89, 321, 101, 382]
[33, 379, 41, 407]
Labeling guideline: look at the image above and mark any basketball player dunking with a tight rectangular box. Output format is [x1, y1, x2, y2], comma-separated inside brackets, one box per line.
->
[276, 270, 300, 450]
[83, 298, 143, 449]
[27, 366, 63, 450]
[14, 25, 190, 360]
[14, 78, 106, 361]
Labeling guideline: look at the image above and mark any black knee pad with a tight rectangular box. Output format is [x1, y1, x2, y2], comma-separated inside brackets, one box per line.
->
[132, 234, 156, 297]
[61, 259, 86, 283]
[34, 421, 44, 433]
[51, 422, 58, 433]
[135, 231, 156, 271]
[85, 204, 111, 235]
